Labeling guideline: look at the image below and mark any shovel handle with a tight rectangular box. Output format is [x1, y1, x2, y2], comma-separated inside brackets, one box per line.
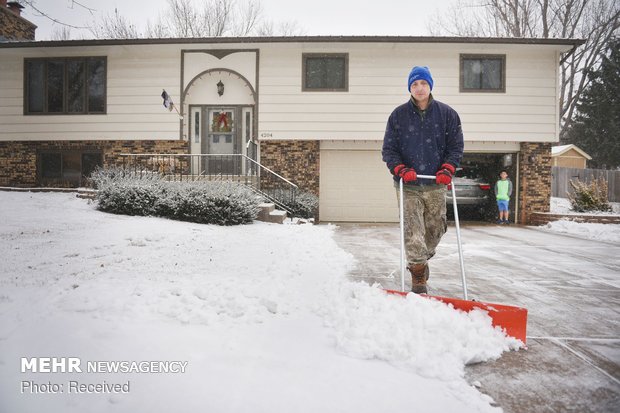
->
[399, 175, 469, 300]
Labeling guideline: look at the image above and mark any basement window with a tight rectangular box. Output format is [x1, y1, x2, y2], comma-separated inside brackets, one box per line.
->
[460, 54, 506, 93]
[39, 151, 103, 187]
[302, 53, 348, 91]
[24, 57, 107, 114]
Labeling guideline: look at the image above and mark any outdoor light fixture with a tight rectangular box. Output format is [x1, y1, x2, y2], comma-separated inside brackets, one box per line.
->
[217, 80, 224, 96]
[503, 154, 513, 167]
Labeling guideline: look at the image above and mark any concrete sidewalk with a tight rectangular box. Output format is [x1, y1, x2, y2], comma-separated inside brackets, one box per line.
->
[332, 223, 620, 413]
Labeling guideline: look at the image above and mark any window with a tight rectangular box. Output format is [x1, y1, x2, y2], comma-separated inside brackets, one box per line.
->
[25, 57, 107, 114]
[39, 151, 103, 186]
[460, 54, 505, 93]
[302, 53, 348, 91]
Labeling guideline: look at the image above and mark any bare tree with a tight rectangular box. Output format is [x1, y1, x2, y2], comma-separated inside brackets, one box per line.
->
[90, 8, 140, 39]
[428, 0, 620, 139]
[50, 26, 72, 41]
[99, 0, 303, 39]
[254, 19, 305, 36]
[275, 21, 305, 36]
[231, 0, 263, 36]
[144, 0, 263, 37]
[20, 0, 94, 30]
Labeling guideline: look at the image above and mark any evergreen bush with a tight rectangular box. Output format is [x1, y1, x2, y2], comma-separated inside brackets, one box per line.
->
[91, 169, 261, 225]
[173, 183, 260, 225]
[281, 191, 319, 219]
[568, 177, 612, 212]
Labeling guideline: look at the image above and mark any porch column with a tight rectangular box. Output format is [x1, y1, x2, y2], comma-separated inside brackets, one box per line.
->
[518, 142, 552, 224]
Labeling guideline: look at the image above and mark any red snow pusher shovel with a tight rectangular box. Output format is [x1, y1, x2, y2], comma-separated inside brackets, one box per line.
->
[385, 176, 528, 344]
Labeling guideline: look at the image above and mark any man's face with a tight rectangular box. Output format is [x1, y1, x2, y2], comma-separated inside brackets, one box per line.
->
[410, 80, 431, 102]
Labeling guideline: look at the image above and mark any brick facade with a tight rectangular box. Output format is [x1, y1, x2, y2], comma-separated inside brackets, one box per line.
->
[529, 212, 620, 226]
[518, 142, 552, 224]
[259, 140, 320, 195]
[0, 3, 36, 41]
[0, 140, 188, 187]
[1, 138, 556, 222]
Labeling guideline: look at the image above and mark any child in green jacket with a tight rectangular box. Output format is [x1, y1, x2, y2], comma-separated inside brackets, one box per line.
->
[495, 170, 513, 224]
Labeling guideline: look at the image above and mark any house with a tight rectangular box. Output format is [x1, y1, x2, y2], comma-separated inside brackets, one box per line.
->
[551, 144, 592, 169]
[0, 35, 583, 224]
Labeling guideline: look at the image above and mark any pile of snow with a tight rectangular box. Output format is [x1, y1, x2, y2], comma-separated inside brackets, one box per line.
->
[322, 283, 520, 380]
[540, 220, 620, 243]
[539, 197, 620, 243]
[0, 192, 519, 413]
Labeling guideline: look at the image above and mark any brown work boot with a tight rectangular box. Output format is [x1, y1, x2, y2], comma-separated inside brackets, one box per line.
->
[408, 263, 429, 294]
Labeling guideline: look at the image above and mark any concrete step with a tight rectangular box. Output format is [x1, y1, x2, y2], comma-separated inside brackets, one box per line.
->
[257, 203, 288, 224]
[76, 188, 97, 199]
[267, 209, 288, 224]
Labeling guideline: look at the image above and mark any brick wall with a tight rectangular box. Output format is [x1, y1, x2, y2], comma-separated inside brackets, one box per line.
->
[0, 140, 188, 187]
[518, 142, 552, 224]
[529, 212, 620, 226]
[259, 140, 320, 195]
[0, 7, 36, 41]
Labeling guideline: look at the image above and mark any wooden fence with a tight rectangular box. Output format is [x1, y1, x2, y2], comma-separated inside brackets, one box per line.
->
[552, 166, 620, 202]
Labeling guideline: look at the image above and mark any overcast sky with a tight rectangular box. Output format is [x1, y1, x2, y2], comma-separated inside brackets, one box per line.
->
[22, 0, 454, 40]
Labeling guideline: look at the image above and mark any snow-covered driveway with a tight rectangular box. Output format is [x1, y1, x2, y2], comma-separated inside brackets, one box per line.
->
[334, 220, 620, 413]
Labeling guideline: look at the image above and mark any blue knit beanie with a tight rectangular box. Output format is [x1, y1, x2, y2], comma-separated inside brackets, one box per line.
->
[407, 66, 434, 91]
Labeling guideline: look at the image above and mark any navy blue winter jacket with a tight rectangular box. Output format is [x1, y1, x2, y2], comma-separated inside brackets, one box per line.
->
[382, 97, 464, 186]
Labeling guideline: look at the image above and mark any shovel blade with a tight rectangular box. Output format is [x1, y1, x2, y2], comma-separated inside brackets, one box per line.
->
[384, 290, 528, 344]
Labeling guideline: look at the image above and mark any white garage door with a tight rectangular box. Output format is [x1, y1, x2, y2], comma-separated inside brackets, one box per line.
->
[319, 142, 398, 222]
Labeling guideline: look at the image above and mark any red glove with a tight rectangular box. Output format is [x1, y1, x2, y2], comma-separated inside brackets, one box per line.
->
[393, 164, 417, 183]
[435, 163, 456, 185]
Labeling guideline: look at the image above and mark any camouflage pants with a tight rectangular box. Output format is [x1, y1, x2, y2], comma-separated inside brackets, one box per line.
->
[396, 186, 447, 266]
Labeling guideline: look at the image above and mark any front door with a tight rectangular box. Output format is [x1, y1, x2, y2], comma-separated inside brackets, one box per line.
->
[189, 105, 254, 176]
[204, 108, 238, 174]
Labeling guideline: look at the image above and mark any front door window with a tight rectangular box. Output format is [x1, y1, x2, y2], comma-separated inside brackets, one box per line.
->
[209, 109, 235, 152]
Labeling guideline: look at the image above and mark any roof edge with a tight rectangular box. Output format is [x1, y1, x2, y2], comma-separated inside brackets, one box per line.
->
[552, 144, 592, 160]
[0, 7, 37, 30]
[0, 35, 585, 49]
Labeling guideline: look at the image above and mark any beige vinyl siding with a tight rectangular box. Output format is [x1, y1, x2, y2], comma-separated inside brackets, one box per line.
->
[0, 40, 569, 144]
[0, 45, 181, 141]
[258, 42, 562, 142]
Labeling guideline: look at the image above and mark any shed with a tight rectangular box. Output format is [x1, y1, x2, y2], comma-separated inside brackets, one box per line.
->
[551, 144, 592, 169]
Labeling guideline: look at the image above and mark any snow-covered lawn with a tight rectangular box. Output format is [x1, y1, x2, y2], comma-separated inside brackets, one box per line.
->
[538, 197, 620, 243]
[0, 192, 519, 413]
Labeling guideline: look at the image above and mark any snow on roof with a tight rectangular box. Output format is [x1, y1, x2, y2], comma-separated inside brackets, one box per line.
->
[551, 144, 592, 159]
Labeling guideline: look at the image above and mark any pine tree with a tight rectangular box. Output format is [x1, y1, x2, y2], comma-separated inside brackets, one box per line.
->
[564, 38, 620, 169]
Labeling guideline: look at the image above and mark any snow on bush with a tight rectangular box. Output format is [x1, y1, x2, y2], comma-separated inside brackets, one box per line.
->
[92, 169, 261, 225]
[282, 190, 319, 219]
[568, 177, 612, 212]
[173, 183, 260, 225]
